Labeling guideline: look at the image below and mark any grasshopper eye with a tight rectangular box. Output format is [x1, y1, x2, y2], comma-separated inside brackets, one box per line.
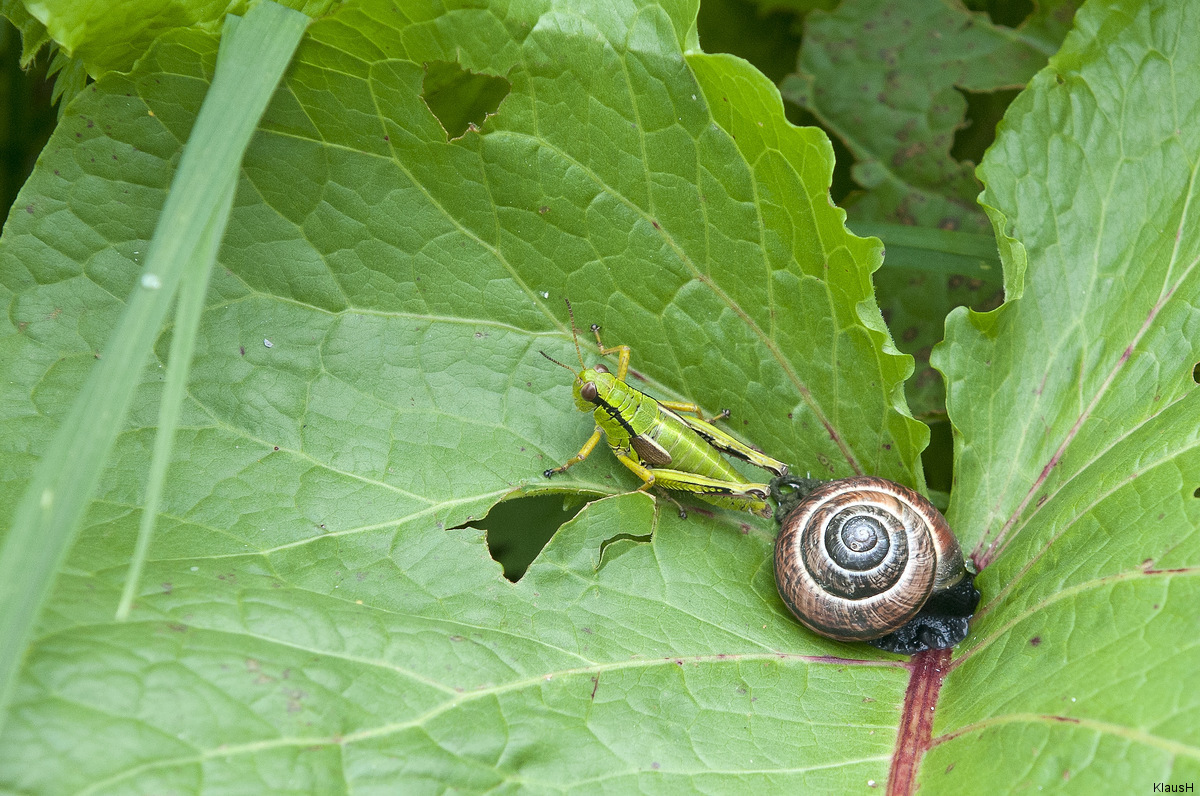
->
[593, 364, 609, 373]
[580, 381, 599, 403]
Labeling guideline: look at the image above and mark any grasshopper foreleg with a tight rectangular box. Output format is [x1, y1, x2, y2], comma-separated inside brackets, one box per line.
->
[544, 427, 603, 478]
[590, 324, 631, 380]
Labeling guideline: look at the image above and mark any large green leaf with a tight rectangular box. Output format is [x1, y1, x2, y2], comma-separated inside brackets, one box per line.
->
[1, 0, 1197, 793]
[0, 0, 922, 791]
[930, 0, 1200, 788]
[7, 0, 334, 76]
[2, 0, 335, 116]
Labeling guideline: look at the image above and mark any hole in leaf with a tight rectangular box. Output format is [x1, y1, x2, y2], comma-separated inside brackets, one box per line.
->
[1193, 361, 1199, 384]
[921, 419, 954, 496]
[950, 87, 1022, 166]
[598, 531, 654, 570]
[1194, 486, 1199, 499]
[421, 61, 510, 139]
[462, 494, 583, 582]
[963, 0, 1034, 28]
[695, 0, 801, 85]
[0, 26, 56, 219]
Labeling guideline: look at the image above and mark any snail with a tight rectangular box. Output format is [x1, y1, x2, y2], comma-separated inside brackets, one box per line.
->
[770, 475, 979, 655]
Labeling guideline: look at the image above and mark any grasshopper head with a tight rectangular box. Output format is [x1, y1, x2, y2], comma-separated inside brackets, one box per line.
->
[573, 364, 615, 412]
[540, 351, 616, 412]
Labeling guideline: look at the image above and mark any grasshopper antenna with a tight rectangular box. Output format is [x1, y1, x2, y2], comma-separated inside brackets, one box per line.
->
[540, 350, 578, 374]
[564, 298, 585, 368]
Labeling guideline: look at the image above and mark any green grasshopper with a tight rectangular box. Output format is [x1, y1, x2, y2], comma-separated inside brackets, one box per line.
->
[541, 304, 789, 518]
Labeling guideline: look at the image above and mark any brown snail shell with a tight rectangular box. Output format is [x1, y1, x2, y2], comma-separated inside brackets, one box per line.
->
[773, 476, 967, 643]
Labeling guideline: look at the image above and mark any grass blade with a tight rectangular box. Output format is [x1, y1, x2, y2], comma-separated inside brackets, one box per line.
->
[851, 222, 1001, 277]
[114, 178, 235, 620]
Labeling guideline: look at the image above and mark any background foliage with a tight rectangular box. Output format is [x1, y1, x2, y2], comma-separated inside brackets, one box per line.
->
[1, 0, 1197, 793]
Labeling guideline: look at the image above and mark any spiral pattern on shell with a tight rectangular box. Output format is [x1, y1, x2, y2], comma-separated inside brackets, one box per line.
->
[773, 476, 964, 642]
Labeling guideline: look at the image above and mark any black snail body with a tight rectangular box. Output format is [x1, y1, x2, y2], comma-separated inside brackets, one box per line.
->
[770, 475, 980, 655]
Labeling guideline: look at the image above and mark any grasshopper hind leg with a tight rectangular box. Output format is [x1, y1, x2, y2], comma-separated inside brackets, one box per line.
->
[655, 400, 730, 426]
[654, 488, 688, 519]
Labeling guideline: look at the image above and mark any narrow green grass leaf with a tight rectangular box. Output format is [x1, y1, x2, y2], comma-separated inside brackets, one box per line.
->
[856, 221, 1005, 421]
[114, 178, 235, 620]
[851, 223, 1001, 277]
[0, 0, 308, 721]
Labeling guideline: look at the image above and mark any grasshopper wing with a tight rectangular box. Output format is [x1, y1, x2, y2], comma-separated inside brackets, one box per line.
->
[630, 434, 673, 466]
